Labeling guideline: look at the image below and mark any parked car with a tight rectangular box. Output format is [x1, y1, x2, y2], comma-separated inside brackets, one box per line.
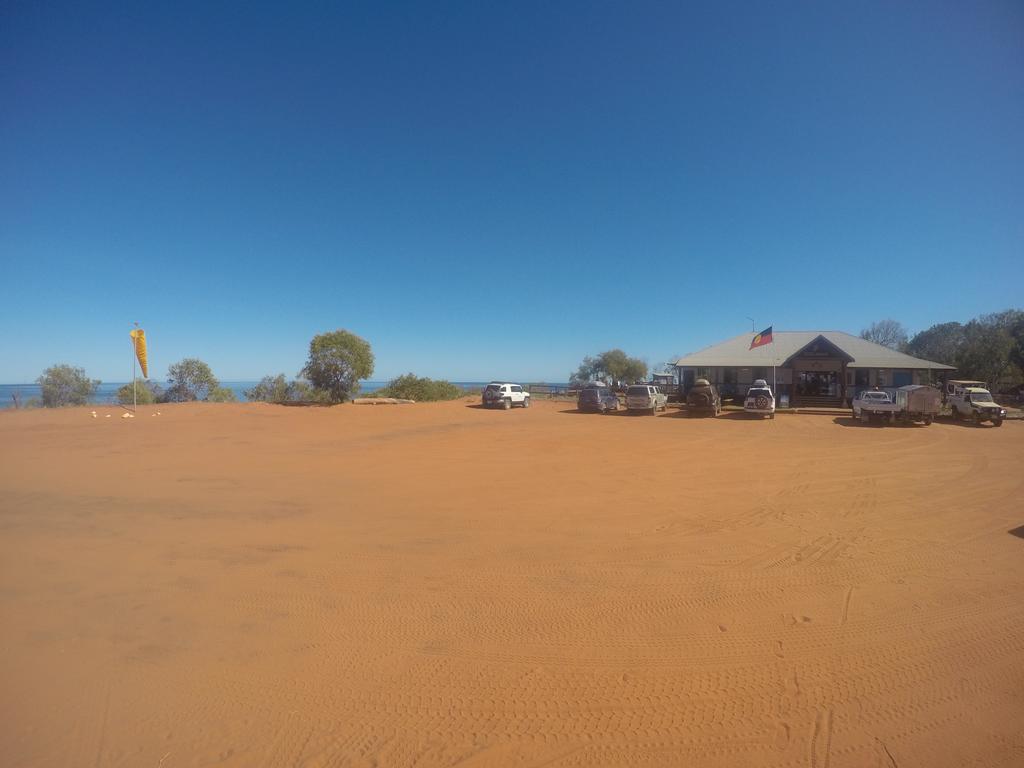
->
[625, 384, 668, 414]
[743, 379, 775, 419]
[481, 382, 530, 410]
[577, 385, 620, 413]
[686, 378, 721, 416]
[946, 380, 1005, 426]
[851, 389, 898, 423]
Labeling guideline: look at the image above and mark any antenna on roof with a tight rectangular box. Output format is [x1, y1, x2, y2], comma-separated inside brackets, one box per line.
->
[746, 317, 755, 332]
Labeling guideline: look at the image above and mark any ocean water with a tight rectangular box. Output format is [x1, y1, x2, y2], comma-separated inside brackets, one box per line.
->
[0, 380, 496, 409]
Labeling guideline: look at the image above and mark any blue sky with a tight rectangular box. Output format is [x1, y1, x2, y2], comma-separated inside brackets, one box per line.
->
[2, 1, 1022, 383]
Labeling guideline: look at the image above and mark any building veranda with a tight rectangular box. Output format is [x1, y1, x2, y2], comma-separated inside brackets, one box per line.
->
[674, 331, 954, 408]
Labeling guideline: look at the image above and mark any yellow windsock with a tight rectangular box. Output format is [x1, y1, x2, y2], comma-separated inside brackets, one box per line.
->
[130, 328, 148, 378]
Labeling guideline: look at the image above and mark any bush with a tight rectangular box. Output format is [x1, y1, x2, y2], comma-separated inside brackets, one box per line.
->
[377, 373, 465, 401]
[245, 375, 328, 403]
[116, 380, 163, 405]
[208, 386, 237, 403]
[37, 364, 100, 407]
[301, 330, 374, 403]
[165, 358, 220, 402]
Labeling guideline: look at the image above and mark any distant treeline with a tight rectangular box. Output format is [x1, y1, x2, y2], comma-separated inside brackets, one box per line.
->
[861, 309, 1023, 391]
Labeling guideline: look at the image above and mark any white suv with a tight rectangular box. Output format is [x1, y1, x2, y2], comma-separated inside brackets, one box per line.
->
[743, 379, 775, 419]
[481, 382, 530, 410]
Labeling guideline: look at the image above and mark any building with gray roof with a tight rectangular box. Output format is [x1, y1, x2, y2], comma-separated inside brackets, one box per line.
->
[674, 331, 954, 407]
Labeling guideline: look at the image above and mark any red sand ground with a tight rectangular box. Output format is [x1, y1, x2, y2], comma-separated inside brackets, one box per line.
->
[1, 400, 1022, 767]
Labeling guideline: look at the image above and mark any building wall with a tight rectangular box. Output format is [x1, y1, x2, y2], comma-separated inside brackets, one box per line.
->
[680, 364, 940, 405]
[790, 357, 843, 373]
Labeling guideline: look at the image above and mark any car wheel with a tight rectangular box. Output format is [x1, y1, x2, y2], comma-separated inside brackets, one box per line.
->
[523, 397, 530, 408]
[503, 398, 511, 410]
[924, 416, 933, 425]
[951, 408, 959, 421]
[860, 411, 869, 424]
[993, 418, 1003, 427]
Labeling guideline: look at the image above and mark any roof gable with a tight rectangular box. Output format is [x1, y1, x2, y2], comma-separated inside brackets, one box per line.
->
[782, 334, 853, 366]
[674, 330, 954, 370]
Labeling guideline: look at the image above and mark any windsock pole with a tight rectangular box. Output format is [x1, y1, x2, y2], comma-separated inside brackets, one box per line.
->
[132, 321, 138, 413]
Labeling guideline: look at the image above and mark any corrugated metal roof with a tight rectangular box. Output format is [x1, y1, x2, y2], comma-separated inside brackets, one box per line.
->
[674, 331, 954, 370]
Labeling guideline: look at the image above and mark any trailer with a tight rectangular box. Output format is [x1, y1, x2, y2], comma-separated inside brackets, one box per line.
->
[893, 385, 941, 425]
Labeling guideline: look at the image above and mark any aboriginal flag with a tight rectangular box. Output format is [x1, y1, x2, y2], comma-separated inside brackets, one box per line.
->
[749, 326, 773, 350]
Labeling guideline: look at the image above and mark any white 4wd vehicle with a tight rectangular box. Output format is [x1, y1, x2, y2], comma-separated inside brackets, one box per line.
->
[743, 379, 775, 419]
[625, 384, 668, 414]
[946, 380, 1005, 427]
[481, 382, 530, 410]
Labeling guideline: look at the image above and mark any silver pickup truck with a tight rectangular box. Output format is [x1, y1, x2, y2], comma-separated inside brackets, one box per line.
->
[852, 390, 898, 423]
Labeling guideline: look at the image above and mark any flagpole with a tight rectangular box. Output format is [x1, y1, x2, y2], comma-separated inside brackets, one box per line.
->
[132, 321, 138, 413]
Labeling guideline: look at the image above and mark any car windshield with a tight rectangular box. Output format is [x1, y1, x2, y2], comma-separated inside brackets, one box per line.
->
[748, 389, 771, 396]
[627, 386, 649, 396]
[864, 392, 887, 400]
[969, 393, 993, 402]
[580, 389, 599, 400]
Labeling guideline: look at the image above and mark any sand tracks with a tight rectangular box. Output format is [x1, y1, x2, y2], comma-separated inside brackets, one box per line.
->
[1, 403, 1022, 766]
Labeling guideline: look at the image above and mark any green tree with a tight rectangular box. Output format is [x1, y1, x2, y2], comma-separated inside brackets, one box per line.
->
[165, 358, 220, 402]
[116, 380, 163, 405]
[37, 364, 100, 407]
[860, 319, 909, 350]
[570, 355, 600, 386]
[1010, 313, 1024, 373]
[622, 357, 649, 383]
[957, 311, 1023, 390]
[905, 322, 965, 366]
[301, 330, 374, 403]
[906, 310, 1024, 390]
[570, 349, 648, 385]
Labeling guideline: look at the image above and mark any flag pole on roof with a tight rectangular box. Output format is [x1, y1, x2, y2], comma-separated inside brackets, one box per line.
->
[748, 326, 776, 405]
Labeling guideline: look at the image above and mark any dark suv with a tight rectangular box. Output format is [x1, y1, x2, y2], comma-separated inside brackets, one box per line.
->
[577, 386, 620, 413]
[686, 378, 721, 416]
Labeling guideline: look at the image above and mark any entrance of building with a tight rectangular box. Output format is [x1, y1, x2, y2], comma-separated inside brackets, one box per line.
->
[795, 371, 841, 405]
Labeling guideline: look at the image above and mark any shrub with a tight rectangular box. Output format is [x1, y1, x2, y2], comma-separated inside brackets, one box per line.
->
[245, 374, 290, 403]
[377, 373, 465, 401]
[301, 330, 374, 403]
[165, 358, 220, 402]
[245, 375, 328, 403]
[37, 364, 100, 407]
[116, 380, 163, 405]
[207, 386, 237, 402]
